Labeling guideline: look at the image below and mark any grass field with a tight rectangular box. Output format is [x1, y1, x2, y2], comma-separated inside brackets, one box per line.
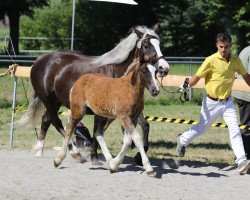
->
[0, 66, 237, 165]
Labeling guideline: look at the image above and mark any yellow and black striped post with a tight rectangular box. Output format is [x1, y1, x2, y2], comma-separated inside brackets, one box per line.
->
[144, 116, 250, 131]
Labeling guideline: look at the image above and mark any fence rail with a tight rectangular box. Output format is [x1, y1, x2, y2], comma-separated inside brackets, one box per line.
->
[0, 55, 205, 65]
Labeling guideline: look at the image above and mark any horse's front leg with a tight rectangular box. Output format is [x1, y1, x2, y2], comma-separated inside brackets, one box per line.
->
[54, 118, 78, 167]
[133, 113, 149, 166]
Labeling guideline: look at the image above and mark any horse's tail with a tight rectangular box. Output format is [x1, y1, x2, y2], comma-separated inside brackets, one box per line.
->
[15, 85, 45, 128]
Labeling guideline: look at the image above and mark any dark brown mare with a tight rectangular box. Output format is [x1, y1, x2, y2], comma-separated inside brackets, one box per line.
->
[54, 53, 160, 176]
[17, 25, 169, 164]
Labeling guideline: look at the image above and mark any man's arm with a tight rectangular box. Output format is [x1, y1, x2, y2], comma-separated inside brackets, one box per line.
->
[242, 73, 250, 87]
[189, 75, 201, 87]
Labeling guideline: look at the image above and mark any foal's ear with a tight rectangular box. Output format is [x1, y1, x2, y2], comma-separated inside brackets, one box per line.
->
[152, 23, 160, 32]
[133, 26, 144, 39]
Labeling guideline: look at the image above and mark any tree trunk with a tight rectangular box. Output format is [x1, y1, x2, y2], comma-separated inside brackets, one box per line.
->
[7, 10, 20, 54]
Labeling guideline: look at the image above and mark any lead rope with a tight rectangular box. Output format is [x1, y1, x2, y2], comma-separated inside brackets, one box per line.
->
[156, 76, 190, 103]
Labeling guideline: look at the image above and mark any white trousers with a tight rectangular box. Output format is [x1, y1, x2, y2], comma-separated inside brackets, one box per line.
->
[179, 96, 247, 165]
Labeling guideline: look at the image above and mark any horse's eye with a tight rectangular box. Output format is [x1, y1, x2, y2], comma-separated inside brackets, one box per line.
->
[144, 45, 149, 50]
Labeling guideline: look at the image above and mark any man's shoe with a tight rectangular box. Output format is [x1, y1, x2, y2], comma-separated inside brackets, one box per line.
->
[176, 136, 185, 157]
[237, 160, 250, 174]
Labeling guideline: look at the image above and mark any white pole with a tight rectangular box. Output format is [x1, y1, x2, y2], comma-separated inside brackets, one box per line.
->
[71, 0, 76, 50]
[10, 76, 17, 147]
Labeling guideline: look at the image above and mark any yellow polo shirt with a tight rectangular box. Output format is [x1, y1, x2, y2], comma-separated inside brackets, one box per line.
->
[196, 52, 246, 99]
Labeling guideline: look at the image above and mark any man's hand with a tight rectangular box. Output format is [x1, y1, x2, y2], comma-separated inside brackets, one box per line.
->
[179, 84, 191, 93]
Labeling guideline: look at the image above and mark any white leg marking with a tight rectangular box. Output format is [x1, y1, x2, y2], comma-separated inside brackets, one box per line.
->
[33, 140, 44, 157]
[108, 132, 132, 171]
[131, 130, 154, 173]
[96, 135, 113, 162]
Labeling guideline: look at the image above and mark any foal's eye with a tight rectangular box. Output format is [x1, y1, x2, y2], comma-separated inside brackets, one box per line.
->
[142, 68, 147, 74]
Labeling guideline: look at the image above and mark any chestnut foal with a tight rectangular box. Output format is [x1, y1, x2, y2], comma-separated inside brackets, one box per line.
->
[54, 57, 160, 176]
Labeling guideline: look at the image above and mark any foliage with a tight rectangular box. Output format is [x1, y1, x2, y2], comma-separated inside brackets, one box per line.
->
[20, 0, 72, 51]
[9, 0, 250, 55]
[0, 0, 49, 54]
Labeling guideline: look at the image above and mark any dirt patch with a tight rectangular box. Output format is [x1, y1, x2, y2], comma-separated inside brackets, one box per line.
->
[0, 150, 249, 200]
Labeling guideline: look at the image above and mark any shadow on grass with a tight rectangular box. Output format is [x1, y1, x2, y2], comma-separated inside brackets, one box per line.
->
[150, 140, 231, 150]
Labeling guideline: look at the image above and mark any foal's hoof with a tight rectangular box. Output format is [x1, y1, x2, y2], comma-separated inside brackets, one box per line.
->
[54, 158, 61, 168]
[77, 157, 87, 163]
[134, 153, 143, 166]
[146, 171, 156, 177]
[109, 169, 118, 174]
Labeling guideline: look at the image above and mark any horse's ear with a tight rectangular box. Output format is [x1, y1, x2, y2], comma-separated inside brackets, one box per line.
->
[152, 23, 160, 32]
[133, 26, 144, 39]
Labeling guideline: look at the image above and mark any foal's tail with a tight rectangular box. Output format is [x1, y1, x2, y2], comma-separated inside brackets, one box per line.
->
[15, 85, 45, 128]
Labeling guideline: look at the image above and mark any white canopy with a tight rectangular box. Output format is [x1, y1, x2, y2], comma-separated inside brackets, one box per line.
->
[88, 0, 138, 5]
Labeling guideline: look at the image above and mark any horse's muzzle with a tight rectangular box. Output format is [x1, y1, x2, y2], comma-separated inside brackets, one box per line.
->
[150, 88, 160, 97]
[157, 66, 169, 77]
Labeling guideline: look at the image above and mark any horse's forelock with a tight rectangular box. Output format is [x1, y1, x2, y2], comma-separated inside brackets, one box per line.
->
[91, 26, 159, 67]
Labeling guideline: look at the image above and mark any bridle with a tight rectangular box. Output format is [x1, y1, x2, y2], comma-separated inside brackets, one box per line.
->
[138, 34, 189, 103]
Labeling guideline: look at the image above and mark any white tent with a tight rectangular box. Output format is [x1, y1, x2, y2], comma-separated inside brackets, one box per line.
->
[70, 0, 138, 49]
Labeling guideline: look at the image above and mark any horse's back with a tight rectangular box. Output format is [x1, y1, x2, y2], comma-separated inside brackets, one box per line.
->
[30, 51, 95, 107]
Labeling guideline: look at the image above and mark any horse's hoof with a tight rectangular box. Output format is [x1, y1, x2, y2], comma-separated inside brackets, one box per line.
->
[54, 158, 61, 168]
[134, 153, 143, 166]
[146, 171, 156, 177]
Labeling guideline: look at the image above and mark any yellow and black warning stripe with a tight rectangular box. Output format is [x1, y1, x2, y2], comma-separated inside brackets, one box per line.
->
[144, 116, 250, 131]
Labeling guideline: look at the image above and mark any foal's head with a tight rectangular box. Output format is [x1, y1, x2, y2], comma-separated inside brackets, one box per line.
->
[133, 24, 169, 77]
[138, 63, 160, 97]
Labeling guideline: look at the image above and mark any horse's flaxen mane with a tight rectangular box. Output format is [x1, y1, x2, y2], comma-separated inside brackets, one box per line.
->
[91, 26, 159, 67]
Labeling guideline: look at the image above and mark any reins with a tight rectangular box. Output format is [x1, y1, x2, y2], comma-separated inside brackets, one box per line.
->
[156, 76, 190, 103]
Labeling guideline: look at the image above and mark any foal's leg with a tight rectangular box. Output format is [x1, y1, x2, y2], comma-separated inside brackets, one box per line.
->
[108, 131, 132, 173]
[131, 128, 155, 176]
[122, 118, 154, 176]
[93, 116, 113, 163]
[54, 117, 79, 167]
[134, 113, 150, 166]
[91, 116, 112, 164]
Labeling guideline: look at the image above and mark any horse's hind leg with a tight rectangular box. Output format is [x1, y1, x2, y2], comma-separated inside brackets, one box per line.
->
[33, 102, 65, 156]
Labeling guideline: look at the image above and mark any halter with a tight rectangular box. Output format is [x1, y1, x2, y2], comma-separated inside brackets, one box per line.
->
[137, 34, 164, 68]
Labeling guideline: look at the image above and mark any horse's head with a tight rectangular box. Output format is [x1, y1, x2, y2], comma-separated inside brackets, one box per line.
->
[133, 24, 170, 77]
[139, 63, 160, 97]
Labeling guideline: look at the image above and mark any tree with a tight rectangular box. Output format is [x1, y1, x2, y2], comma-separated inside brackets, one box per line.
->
[0, 0, 49, 54]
